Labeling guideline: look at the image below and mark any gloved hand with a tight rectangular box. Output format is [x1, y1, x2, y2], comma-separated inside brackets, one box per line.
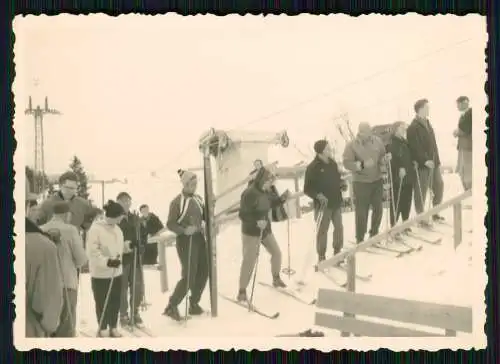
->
[316, 193, 328, 206]
[107, 258, 121, 268]
[184, 226, 198, 236]
[340, 182, 348, 192]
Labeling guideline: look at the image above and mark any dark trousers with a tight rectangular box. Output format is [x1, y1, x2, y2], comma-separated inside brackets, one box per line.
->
[389, 177, 414, 226]
[54, 288, 78, 337]
[353, 180, 384, 243]
[91, 276, 122, 330]
[120, 254, 144, 317]
[314, 206, 343, 257]
[169, 233, 209, 307]
[413, 167, 444, 214]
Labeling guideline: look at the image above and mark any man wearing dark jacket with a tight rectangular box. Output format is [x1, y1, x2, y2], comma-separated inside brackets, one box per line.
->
[116, 192, 147, 328]
[386, 122, 415, 235]
[407, 99, 445, 225]
[163, 170, 209, 321]
[454, 96, 472, 191]
[139, 204, 164, 265]
[304, 140, 347, 265]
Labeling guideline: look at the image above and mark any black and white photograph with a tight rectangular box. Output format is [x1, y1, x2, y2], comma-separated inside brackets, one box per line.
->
[14, 14, 487, 350]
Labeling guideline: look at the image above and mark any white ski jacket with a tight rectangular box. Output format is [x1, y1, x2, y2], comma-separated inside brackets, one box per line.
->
[86, 220, 124, 279]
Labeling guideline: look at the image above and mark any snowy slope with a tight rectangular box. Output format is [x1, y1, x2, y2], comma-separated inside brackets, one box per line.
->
[76, 173, 475, 337]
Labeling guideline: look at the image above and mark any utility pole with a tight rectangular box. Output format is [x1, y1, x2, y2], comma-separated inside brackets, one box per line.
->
[88, 178, 128, 206]
[25, 95, 61, 195]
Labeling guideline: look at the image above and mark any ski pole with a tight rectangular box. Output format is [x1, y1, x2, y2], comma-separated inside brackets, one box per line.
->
[184, 234, 194, 323]
[414, 164, 427, 224]
[248, 228, 265, 311]
[55, 248, 76, 337]
[96, 267, 117, 337]
[387, 161, 397, 227]
[281, 216, 296, 278]
[395, 177, 403, 223]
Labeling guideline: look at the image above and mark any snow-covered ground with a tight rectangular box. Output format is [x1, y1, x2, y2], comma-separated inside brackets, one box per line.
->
[76, 173, 475, 337]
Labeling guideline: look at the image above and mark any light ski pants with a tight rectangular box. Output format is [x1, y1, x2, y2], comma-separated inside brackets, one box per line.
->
[456, 149, 472, 191]
[414, 166, 444, 214]
[239, 232, 282, 291]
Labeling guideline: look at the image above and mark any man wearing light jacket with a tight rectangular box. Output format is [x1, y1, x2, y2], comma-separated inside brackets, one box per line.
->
[343, 122, 391, 244]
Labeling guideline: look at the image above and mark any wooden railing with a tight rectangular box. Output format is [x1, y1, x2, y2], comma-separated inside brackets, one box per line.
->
[315, 289, 472, 337]
[313, 189, 472, 337]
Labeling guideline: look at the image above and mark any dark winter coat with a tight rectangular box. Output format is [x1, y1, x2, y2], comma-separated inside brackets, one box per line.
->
[239, 168, 286, 238]
[386, 135, 415, 183]
[303, 156, 345, 210]
[142, 213, 164, 236]
[247, 170, 288, 222]
[118, 212, 148, 263]
[407, 116, 441, 168]
[38, 191, 95, 231]
[457, 108, 472, 151]
[166, 192, 206, 245]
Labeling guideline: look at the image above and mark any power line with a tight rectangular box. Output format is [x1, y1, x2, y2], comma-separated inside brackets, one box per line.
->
[149, 37, 476, 176]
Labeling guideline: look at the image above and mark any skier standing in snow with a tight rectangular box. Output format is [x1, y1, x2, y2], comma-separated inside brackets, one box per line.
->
[163, 169, 209, 321]
[139, 204, 164, 266]
[406, 99, 445, 226]
[249, 159, 288, 223]
[25, 178, 64, 337]
[303, 140, 347, 266]
[237, 167, 289, 302]
[86, 200, 126, 337]
[116, 192, 147, 328]
[343, 122, 391, 243]
[454, 96, 472, 191]
[39, 201, 88, 337]
[385, 121, 415, 239]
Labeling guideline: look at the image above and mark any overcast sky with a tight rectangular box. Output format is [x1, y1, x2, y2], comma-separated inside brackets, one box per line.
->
[14, 14, 486, 212]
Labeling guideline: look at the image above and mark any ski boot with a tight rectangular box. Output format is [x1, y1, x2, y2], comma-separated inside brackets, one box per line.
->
[403, 227, 412, 235]
[314, 255, 326, 272]
[432, 214, 445, 222]
[189, 301, 205, 316]
[119, 314, 130, 327]
[273, 275, 287, 288]
[97, 329, 109, 338]
[418, 220, 433, 229]
[109, 328, 123, 338]
[163, 304, 182, 322]
[237, 289, 248, 302]
[392, 233, 404, 243]
[132, 312, 145, 328]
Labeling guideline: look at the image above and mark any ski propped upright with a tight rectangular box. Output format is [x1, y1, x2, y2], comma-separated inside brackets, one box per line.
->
[257, 282, 316, 305]
[219, 293, 280, 319]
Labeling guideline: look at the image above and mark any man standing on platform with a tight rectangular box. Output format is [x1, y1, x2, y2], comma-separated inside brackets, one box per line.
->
[454, 96, 473, 192]
[304, 140, 347, 267]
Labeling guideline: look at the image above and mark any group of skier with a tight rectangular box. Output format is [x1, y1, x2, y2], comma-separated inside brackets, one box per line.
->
[25, 171, 165, 338]
[25, 95, 473, 336]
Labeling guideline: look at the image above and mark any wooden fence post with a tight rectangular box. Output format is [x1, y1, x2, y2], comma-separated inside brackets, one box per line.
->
[158, 240, 168, 293]
[453, 202, 463, 250]
[341, 253, 357, 337]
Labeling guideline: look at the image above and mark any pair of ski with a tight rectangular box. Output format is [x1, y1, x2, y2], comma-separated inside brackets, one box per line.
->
[320, 264, 373, 288]
[257, 282, 317, 306]
[121, 323, 154, 337]
[218, 293, 280, 320]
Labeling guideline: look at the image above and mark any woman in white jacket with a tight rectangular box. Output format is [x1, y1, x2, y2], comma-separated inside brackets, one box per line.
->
[86, 200, 126, 337]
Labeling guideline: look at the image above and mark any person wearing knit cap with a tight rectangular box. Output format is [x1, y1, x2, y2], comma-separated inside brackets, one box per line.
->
[86, 200, 126, 337]
[163, 168, 209, 321]
[304, 140, 347, 267]
[343, 122, 391, 244]
[237, 167, 289, 302]
[25, 170, 64, 337]
[39, 200, 88, 337]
